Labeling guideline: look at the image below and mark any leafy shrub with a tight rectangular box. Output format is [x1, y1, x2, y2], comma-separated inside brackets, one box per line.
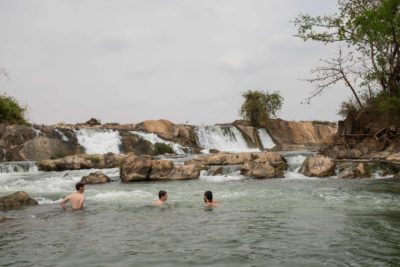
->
[154, 142, 174, 155]
[0, 94, 29, 125]
[51, 151, 66, 159]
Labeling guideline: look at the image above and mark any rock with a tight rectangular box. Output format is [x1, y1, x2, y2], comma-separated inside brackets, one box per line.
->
[135, 119, 177, 140]
[337, 163, 371, 179]
[186, 152, 287, 171]
[81, 171, 111, 184]
[86, 118, 101, 126]
[38, 153, 127, 171]
[120, 156, 153, 182]
[0, 191, 38, 210]
[387, 153, 400, 162]
[120, 155, 201, 182]
[210, 166, 224, 176]
[394, 172, 400, 179]
[120, 132, 155, 155]
[19, 137, 75, 161]
[235, 125, 262, 149]
[299, 155, 335, 177]
[209, 149, 220, 154]
[241, 162, 282, 179]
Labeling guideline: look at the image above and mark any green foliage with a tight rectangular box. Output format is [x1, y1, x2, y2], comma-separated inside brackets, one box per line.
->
[87, 156, 101, 164]
[294, 0, 400, 105]
[51, 151, 66, 160]
[0, 94, 29, 125]
[154, 142, 174, 155]
[371, 93, 400, 126]
[240, 90, 283, 127]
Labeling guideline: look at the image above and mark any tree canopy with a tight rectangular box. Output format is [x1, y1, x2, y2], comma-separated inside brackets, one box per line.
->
[294, 0, 400, 113]
[0, 94, 28, 125]
[240, 90, 283, 127]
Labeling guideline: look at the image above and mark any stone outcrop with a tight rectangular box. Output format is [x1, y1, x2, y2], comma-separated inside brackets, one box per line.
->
[38, 153, 127, 171]
[235, 125, 262, 149]
[300, 155, 336, 177]
[81, 171, 112, 184]
[85, 118, 101, 126]
[119, 132, 155, 155]
[264, 119, 337, 151]
[337, 163, 371, 179]
[0, 191, 38, 210]
[120, 155, 201, 182]
[186, 151, 287, 170]
[241, 162, 283, 179]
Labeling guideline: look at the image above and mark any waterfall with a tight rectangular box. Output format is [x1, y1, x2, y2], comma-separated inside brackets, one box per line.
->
[257, 128, 276, 149]
[0, 161, 38, 174]
[194, 125, 259, 153]
[131, 131, 185, 154]
[76, 128, 122, 154]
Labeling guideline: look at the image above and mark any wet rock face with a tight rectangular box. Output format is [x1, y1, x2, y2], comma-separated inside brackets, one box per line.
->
[240, 162, 283, 179]
[81, 171, 111, 184]
[299, 155, 336, 177]
[337, 163, 371, 179]
[120, 132, 155, 155]
[0, 191, 38, 210]
[38, 153, 127, 171]
[120, 155, 201, 182]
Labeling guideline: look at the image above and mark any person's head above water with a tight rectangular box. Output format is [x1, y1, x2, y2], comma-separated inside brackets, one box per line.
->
[159, 190, 168, 201]
[75, 182, 85, 193]
[204, 191, 213, 203]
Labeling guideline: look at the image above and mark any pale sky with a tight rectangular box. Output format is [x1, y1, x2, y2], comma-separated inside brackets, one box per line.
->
[0, 0, 347, 125]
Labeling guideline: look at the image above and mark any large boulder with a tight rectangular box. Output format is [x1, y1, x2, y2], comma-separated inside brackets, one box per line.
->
[85, 118, 101, 126]
[235, 125, 262, 149]
[135, 119, 177, 140]
[19, 137, 75, 161]
[0, 191, 38, 210]
[186, 151, 287, 170]
[38, 153, 127, 171]
[120, 155, 201, 182]
[387, 153, 400, 162]
[299, 155, 336, 177]
[337, 163, 371, 179]
[120, 132, 155, 155]
[81, 171, 111, 184]
[241, 162, 283, 179]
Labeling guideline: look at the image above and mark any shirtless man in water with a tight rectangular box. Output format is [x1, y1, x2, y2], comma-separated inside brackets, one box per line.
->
[204, 191, 219, 208]
[60, 182, 85, 210]
[153, 190, 168, 206]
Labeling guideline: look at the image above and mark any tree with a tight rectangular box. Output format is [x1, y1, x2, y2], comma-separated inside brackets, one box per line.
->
[0, 68, 29, 125]
[240, 90, 283, 127]
[0, 94, 28, 125]
[294, 0, 400, 110]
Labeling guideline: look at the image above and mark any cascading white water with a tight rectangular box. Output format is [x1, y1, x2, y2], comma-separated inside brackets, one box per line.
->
[0, 161, 38, 174]
[54, 129, 70, 142]
[257, 128, 276, 149]
[76, 129, 122, 154]
[194, 125, 259, 153]
[131, 131, 185, 154]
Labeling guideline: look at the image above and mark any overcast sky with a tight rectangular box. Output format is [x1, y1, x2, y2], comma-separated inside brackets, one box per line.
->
[0, 0, 348, 125]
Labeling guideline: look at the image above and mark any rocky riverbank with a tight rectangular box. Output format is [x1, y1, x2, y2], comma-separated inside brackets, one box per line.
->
[0, 119, 337, 162]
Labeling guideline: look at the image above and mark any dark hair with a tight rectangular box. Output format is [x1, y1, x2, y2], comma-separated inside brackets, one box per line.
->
[204, 191, 213, 202]
[76, 182, 85, 191]
[159, 190, 167, 199]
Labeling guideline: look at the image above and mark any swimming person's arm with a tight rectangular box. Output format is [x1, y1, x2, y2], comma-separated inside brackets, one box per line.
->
[60, 195, 70, 209]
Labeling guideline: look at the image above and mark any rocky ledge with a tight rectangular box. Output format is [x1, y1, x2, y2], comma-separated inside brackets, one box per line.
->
[0, 191, 38, 210]
[38, 153, 127, 171]
[120, 155, 203, 182]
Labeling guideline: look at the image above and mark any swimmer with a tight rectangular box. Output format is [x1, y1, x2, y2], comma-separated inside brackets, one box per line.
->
[204, 191, 219, 208]
[154, 190, 168, 206]
[60, 182, 85, 210]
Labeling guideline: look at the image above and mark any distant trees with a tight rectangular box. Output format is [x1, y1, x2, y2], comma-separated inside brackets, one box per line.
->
[240, 90, 283, 127]
[294, 0, 400, 127]
[0, 68, 29, 125]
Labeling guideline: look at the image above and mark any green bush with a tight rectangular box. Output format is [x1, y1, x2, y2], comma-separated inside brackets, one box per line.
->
[87, 156, 101, 164]
[0, 94, 29, 125]
[51, 151, 66, 160]
[154, 142, 174, 155]
[240, 90, 283, 127]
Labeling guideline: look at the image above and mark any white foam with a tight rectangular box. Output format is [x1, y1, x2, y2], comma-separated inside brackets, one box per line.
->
[195, 125, 259, 153]
[199, 170, 247, 182]
[0, 161, 38, 174]
[131, 131, 185, 154]
[89, 190, 153, 201]
[55, 129, 69, 142]
[76, 128, 122, 154]
[257, 128, 275, 149]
